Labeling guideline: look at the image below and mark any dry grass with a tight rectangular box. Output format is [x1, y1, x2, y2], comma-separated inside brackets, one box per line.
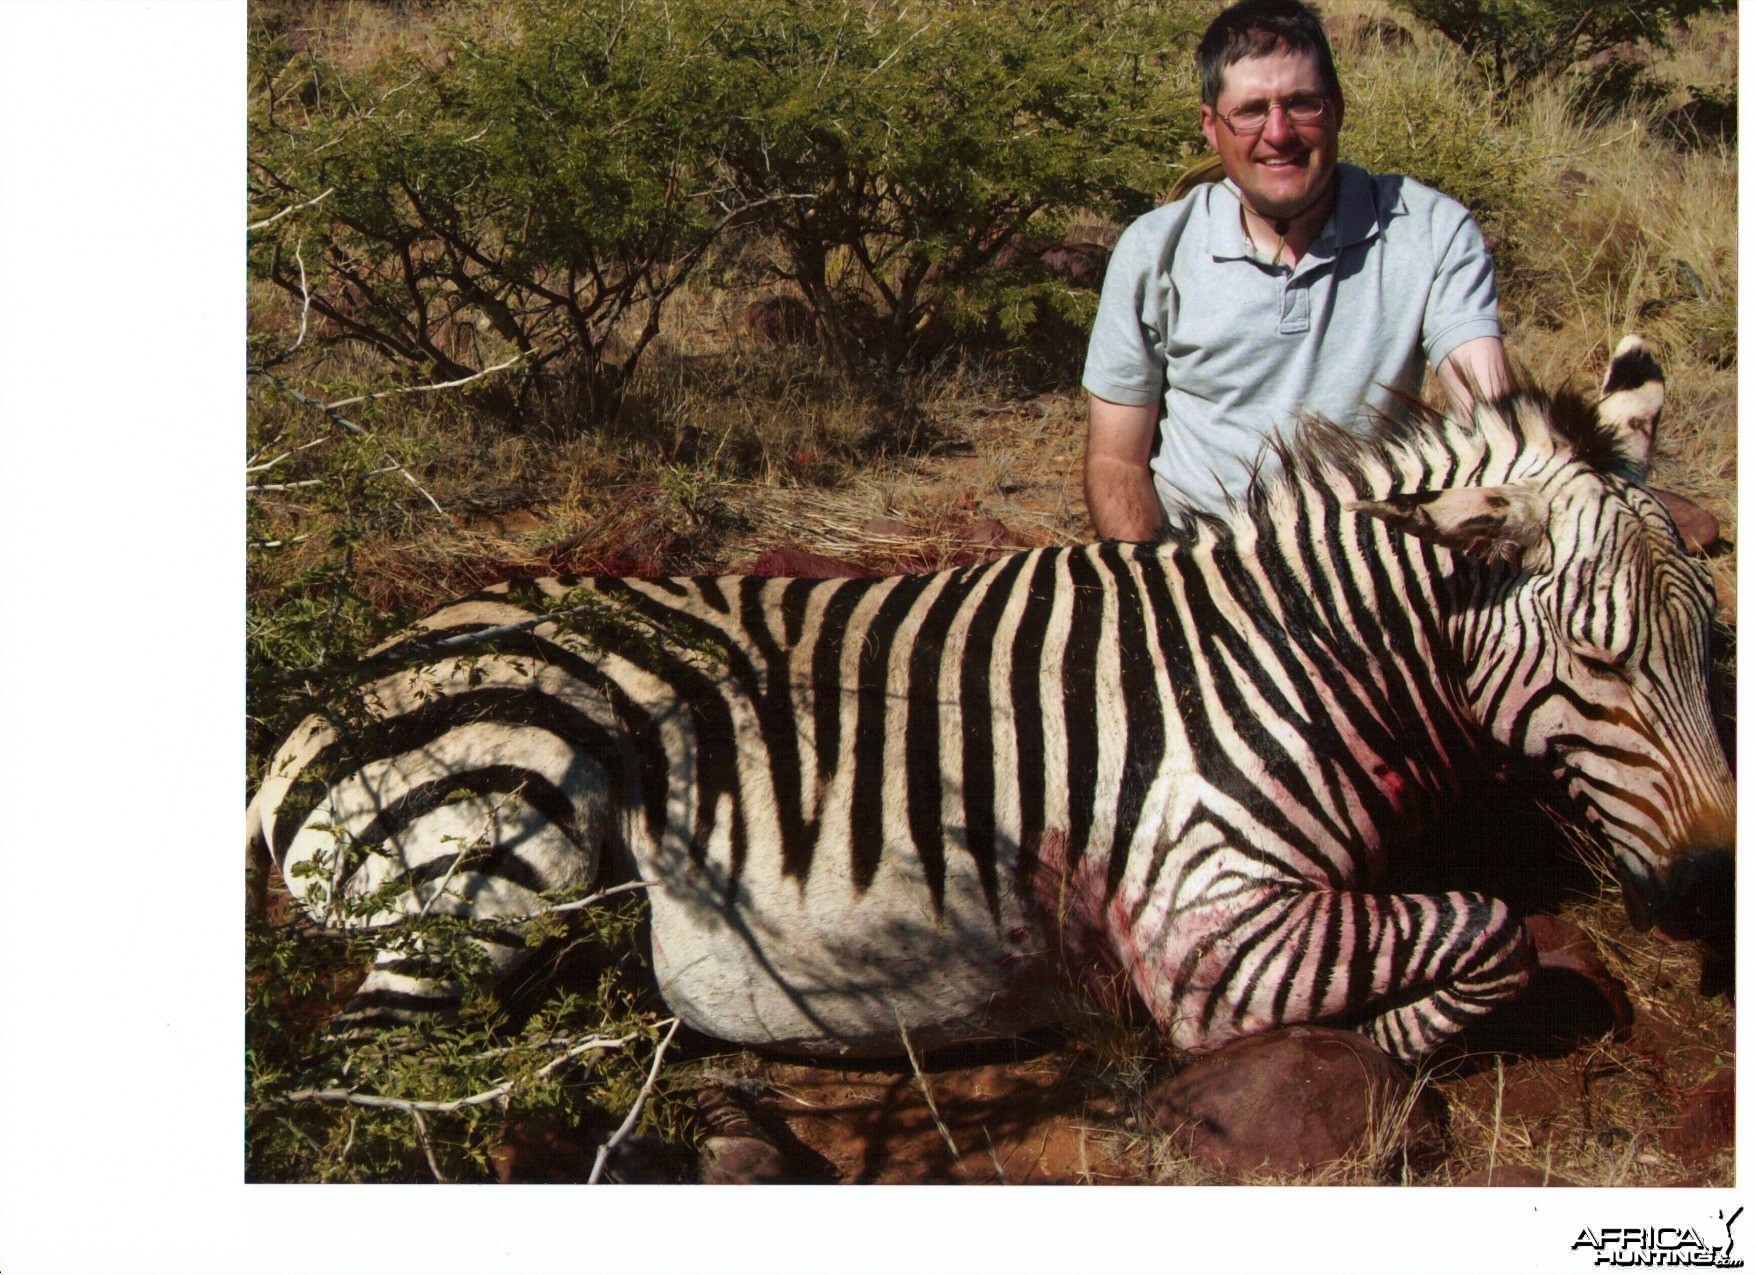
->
[252, 0, 491, 72]
[1501, 78, 1737, 611]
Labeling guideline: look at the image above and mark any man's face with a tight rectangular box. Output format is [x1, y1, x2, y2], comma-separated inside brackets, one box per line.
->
[1199, 47, 1342, 223]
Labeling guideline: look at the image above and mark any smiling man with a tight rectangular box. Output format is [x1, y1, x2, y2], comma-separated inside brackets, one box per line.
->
[1082, 0, 1510, 537]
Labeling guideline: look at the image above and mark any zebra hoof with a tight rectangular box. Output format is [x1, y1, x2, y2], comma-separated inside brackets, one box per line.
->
[699, 1135, 790, 1184]
[1146, 1027, 1445, 1182]
[694, 1082, 808, 1183]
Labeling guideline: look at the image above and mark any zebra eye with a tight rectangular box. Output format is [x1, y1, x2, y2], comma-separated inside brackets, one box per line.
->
[1571, 646, 1626, 678]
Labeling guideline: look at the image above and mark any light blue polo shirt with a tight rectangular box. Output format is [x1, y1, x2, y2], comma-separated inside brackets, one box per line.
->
[1082, 163, 1501, 514]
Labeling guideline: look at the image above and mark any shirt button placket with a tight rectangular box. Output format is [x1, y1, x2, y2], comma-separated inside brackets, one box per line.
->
[1279, 273, 1310, 334]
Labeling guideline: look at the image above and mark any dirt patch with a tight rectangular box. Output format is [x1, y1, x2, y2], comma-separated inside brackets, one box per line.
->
[685, 911, 1731, 1187]
[737, 1047, 1133, 1184]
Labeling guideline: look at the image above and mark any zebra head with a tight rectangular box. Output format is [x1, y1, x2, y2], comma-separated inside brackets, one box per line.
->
[1353, 337, 1734, 960]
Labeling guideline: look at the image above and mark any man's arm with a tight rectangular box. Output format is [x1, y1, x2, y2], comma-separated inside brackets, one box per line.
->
[1084, 395, 1164, 541]
[1436, 335, 1510, 418]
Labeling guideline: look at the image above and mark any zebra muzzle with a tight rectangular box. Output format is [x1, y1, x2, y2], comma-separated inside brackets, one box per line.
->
[1651, 846, 1734, 953]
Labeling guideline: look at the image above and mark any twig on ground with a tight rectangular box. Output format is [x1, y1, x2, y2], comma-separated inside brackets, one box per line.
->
[255, 1031, 638, 1116]
[895, 1009, 962, 1168]
[247, 463, 406, 492]
[276, 1114, 327, 1160]
[588, 1017, 683, 1184]
[1488, 1055, 1505, 1181]
[981, 1123, 1009, 1184]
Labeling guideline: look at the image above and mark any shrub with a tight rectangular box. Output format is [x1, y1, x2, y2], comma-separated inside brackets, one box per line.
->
[249, 1, 739, 429]
[1390, 0, 1734, 90]
[693, 0, 1203, 372]
[1336, 37, 1534, 255]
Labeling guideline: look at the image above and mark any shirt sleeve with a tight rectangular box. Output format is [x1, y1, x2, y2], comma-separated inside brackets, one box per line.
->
[1421, 206, 1502, 371]
[1081, 215, 1167, 408]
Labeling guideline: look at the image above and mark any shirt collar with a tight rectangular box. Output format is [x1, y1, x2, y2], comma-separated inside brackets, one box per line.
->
[1205, 163, 1385, 266]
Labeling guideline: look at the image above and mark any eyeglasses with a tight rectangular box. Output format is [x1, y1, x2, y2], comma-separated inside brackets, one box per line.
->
[1216, 94, 1331, 135]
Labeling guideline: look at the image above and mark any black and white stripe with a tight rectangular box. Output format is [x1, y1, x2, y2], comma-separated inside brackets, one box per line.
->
[249, 337, 1733, 1061]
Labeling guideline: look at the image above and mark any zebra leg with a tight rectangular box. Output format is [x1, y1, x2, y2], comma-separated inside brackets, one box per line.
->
[1344, 891, 1536, 1061]
[1164, 887, 1534, 1064]
[265, 718, 613, 1033]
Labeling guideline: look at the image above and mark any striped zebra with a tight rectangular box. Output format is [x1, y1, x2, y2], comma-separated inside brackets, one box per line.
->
[248, 336, 1734, 1064]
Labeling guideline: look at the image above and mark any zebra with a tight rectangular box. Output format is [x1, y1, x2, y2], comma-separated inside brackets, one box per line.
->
[247, 336, 1733, 1064]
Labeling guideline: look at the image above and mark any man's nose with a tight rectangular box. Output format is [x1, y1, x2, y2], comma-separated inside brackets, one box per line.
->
[1260, 103, 1298, 145]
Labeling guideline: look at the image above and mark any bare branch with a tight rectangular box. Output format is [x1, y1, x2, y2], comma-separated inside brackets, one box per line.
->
[248, 369, 447, 515]
[256, 1031, 639, 1116]
[294, 240, 312, 349]
[588, 1017, 683, 1184]
[285, 880, 656, 948]
[321, 352, 527, 409]
[247, 478, 332, 493]
[246, 433, 333, 475]
[541, 879, 656, 919]
[249, 186, 337, 233]
[410, 1107, 447, 1182]
[247, 463, 403, 493]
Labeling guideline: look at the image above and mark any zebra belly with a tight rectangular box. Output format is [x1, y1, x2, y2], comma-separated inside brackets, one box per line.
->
[640, 843, 1070, 1057]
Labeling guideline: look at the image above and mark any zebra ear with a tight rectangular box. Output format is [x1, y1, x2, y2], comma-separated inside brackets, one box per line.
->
[1351, 485, 1548, 570]
[1597, 334, 1664, 477]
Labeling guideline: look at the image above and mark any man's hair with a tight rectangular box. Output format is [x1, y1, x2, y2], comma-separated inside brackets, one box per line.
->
[1197, 0, 1340, 107]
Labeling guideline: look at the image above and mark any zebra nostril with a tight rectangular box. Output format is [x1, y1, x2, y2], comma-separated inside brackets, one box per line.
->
[1657, 847, 1734, 953]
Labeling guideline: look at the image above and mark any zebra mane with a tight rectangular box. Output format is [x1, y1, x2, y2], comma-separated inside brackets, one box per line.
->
[1255, 376, 1641, 510]
[1146, 371, 1643, 547]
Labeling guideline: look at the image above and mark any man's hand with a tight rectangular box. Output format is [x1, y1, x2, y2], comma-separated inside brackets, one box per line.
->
[1085, 396, 1164, 541]
[1437, 336, 1511, 418]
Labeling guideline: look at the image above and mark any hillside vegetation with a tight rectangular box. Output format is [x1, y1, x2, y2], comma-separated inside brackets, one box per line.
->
[246, 0, 1737, 1183]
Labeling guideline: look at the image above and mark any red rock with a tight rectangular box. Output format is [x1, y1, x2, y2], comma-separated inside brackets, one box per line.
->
[1145, 1026, 1444, 1180]
[1650, 489, 1720, 553]
[746, 547, 866, 578]
[1662, 1069, 1734, 1160]
[1454, 1164, 1578, 1186]
[1524, 913, 1633, 1030]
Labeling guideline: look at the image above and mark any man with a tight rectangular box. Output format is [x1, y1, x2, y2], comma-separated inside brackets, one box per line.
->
[1082, 0, 1509, 539]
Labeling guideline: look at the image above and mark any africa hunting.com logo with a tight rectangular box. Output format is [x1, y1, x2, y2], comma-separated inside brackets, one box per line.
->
[1572, 1207, 1744, 1267]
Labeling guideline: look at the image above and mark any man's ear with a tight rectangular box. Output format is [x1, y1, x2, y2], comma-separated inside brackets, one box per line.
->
[1199, 103, 1220, 152]
[1329, 84, 1345, 132]
[1351, 484, 1549, 570]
